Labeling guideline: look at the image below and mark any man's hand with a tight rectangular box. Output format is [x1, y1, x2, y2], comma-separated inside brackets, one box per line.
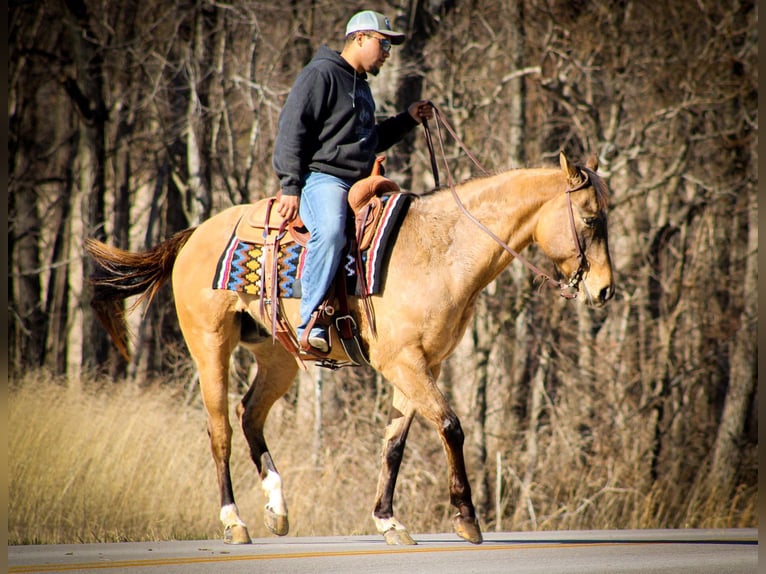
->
[277, 194, 300, 221]
[408, 100, 434, 124]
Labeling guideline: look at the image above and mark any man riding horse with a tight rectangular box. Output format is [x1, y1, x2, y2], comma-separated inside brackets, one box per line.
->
[272, 9, 433, 353]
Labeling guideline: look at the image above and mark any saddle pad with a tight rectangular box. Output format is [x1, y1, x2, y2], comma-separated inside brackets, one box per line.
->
[212, 193, 410, 297]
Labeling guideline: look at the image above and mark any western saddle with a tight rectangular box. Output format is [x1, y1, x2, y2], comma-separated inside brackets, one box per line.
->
[234, 157, 401, 368]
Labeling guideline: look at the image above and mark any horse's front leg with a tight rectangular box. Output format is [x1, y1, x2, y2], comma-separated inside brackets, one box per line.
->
[382, 354, 483, 544]
[439, 408, 483, 544]
[372, 388, 416, 545]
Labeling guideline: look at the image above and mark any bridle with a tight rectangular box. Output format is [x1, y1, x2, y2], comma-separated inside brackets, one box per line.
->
[561, 171, 593, 296]
[422, 102, 590, 299]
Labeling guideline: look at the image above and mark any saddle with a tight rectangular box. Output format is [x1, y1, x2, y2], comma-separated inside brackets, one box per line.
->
[235, 157, 400, 366]
[236, 157, 398, 249]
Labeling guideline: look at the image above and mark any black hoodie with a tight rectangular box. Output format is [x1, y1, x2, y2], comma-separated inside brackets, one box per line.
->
[272, 45, 418, 197]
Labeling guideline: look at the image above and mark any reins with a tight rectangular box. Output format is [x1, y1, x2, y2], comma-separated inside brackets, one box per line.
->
[421, 102, 588, 299]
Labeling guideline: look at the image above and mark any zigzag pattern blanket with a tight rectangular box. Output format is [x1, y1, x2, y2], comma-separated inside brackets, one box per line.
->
[212, 193, 410, 297]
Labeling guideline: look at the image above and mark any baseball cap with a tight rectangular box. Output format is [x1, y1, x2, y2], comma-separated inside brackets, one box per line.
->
[345, 10, 406, 44]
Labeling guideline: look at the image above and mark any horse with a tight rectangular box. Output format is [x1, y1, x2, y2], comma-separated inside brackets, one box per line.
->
[85, 151, 614, 546]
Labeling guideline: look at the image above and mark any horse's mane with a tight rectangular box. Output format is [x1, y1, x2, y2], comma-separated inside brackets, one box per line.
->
[409, 163, 608, 211]
[579, 166, 609, 210]
[409, 171, 504, 199]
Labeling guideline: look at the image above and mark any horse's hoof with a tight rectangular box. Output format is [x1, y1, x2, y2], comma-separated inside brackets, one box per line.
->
[264, 508, 289, 536]
[384, 528, 417, 546]
[453, 514, 483, 544]
[223, 524, 252, 544]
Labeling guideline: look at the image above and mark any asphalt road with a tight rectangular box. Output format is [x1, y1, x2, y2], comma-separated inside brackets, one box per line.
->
[8, 528, 757, 574]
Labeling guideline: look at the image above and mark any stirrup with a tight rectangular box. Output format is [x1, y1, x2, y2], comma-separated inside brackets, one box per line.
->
[298, 312, 331, 355]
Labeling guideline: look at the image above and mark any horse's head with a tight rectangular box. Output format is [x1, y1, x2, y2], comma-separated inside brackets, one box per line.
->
[533, 152, 615, 306]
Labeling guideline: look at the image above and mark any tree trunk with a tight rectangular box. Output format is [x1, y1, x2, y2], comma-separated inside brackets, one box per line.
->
[708, 187, 757, 498]
[514, 340, 548, 529]
[469, 293, 492, 519]
[390, 1, 458, 189]
[9, 8, 51, 373]
[44, 178, 73, 376]
[10, 188, 47, 372]
[506, 0, 526, 168]
[62, 0, 111, 379]
[183, 1, 218, 226]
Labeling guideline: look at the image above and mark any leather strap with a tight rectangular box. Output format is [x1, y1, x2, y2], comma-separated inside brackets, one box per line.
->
[354, 205, 377, 338]
[258, 197, 297, 345]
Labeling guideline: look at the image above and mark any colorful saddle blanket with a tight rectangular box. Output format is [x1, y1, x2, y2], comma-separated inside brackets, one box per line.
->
[212, 193, 410, 297]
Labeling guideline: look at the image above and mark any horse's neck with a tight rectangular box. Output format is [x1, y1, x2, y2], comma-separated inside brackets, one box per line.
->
[454, 168, 560, 251]
[404, 168, 562, 289]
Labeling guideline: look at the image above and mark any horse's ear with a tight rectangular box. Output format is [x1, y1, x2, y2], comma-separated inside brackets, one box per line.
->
[586, 154, 599, 171]
[559, 151, 583, 185]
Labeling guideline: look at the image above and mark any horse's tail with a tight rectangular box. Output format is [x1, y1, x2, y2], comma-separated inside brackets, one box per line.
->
[85, 227, 196, 360]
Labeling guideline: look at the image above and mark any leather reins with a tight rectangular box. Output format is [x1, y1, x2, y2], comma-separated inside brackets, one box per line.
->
[421, 102, 589, 299]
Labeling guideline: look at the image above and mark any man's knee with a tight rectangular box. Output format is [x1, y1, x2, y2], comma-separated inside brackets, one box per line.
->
[311, 229, 346, 252]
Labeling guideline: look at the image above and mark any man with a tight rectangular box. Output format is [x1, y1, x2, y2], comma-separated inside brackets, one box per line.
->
[273, 9, 433, 353]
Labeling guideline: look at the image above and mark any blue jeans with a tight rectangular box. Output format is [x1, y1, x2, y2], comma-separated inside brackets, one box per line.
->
[297, 171, 354, 331]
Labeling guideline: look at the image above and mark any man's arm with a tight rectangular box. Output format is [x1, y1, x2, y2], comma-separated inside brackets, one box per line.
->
[375, 100, 433, 151]
[272, 68, 325, 198]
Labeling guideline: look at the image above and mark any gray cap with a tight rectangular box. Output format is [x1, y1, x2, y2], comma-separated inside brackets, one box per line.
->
[345, 10, 406, 44]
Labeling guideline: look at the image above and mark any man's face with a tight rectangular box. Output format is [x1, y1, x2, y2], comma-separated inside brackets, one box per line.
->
[358, 33, 392, 76]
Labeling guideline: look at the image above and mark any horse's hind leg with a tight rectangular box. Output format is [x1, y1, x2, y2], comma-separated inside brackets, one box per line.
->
[372, 388, 417, 545]
[237, 340, 299, 537]
[194, 346, 253, 544]
[176, 297, 251, 544]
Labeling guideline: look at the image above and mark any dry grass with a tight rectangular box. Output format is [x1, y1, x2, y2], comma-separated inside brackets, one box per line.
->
[8, 371, 445, 544]
[9, 375, 221, 543]
[9, 370, 756, 545]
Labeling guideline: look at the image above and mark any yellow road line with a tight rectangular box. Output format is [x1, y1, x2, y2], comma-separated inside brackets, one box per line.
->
[10, 538, 756, 573]
[7, 542, 653, 573]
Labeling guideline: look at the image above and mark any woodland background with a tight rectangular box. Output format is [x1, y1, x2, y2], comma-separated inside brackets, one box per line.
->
[9, 0, 757, 542]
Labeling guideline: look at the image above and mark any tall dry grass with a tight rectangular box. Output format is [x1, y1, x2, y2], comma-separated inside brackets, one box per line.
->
[9, 370, 756, 545]
[10, 375, 220, 543]
[8, 371, 447, 544]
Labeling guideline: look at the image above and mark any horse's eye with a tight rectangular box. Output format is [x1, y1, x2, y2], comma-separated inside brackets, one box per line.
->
[583, 216, 598, 228]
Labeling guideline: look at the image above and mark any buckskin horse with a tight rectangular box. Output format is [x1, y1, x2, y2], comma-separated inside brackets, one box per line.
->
[86, 151, 614, 546]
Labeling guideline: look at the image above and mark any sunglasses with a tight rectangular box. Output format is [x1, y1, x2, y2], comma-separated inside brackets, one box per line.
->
[364, 34, 392, 53]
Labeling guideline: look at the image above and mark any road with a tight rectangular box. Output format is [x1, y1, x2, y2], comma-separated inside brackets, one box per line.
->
[8, 528, 757, 574]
